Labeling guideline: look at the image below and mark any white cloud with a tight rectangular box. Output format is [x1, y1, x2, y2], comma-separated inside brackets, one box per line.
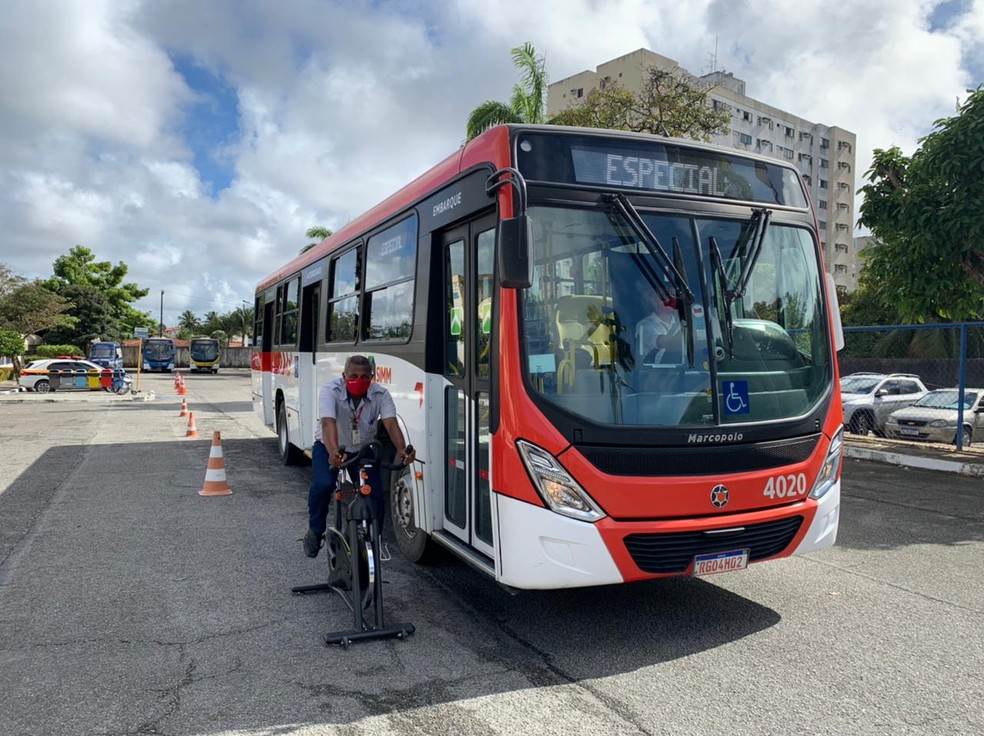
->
[0, 0, 190, 148]
[0, 0, 980, 324]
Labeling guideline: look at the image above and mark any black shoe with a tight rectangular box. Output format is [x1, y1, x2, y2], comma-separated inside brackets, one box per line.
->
[303, 529, 323, 558]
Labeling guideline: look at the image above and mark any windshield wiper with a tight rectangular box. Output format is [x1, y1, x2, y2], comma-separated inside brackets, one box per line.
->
[672, 236, 695, 368]
[709, 235, 735, 360]
[604, 193, 695, 307]
[730, 208, 772, 304]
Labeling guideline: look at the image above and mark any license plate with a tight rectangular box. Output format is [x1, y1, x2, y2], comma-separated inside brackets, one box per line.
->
[693, 549, 749, 576]
[899, 427, 919, 436]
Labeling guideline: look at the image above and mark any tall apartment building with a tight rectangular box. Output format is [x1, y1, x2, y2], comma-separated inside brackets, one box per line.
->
[547, 49, 859, 293]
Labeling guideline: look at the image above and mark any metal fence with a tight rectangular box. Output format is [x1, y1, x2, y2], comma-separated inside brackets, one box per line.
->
[841, 322, 984, 450]
[841, 323, 984, 388]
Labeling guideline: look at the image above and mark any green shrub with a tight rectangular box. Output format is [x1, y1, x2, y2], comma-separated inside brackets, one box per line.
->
[0, 328, 24, 363]
[36, 344, 84, 358]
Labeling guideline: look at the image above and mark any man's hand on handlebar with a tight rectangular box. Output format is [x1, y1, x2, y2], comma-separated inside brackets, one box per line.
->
[329, 448, 347, 469]
[396, 445, 416, 466]
[328, 440, 417, 470]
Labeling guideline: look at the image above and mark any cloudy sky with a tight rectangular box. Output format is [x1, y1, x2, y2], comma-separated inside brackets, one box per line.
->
[1, 0, 981, 327]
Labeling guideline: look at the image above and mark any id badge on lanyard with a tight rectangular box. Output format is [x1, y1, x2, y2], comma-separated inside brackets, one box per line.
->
[350, 398, 364, 445]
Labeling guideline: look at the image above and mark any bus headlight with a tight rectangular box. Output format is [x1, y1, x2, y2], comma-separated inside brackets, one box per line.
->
[517, 440, 606, 522]
[809, 427, 843, 500]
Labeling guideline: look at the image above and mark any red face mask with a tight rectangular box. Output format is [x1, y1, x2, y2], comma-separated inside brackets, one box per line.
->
[345, 377, 371, 398]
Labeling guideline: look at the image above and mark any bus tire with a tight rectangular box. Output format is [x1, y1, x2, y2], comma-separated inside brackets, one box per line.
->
[391, 465, 436, 563]
[276, 401, 304, 466]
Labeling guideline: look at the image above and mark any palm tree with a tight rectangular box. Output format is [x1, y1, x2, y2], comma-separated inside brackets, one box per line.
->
[300, 226, 332, 255]
[466, 42, 551, 141]
[203, 310, 220, 334]
[178, 310, 200, 332]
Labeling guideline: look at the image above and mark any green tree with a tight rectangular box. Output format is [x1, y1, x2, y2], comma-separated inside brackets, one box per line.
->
[43, 246, 154, 336]
[301, 226, 333, 255]
[0, 328, 25, 376]
[202, 310, 221, 334]
[551, 68, 731, 141]
[42, 284, 114, 346]
[216, 307, 250, 341]
[226, 304, 253, 343]
[178, 310, 200, 332]
[0, 281, 75, 339]
[857, 86, 984, 323]
[466, 43, 556, 141]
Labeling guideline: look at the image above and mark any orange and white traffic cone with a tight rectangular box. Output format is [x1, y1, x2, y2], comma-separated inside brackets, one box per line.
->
[185, 411, 199, 438]
[200, 431, 232, 496]
[178, 397, 189, 417]
[177, 378, 187, 396]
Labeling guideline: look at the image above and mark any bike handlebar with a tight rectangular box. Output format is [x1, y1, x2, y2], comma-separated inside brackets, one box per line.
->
[336, 439, 418, 470]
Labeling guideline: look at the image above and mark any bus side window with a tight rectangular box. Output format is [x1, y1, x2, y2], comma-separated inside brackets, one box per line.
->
[364, 216, 416, 341]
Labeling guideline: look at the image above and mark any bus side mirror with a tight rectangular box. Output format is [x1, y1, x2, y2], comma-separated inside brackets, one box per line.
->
[497, 215, 533, 289]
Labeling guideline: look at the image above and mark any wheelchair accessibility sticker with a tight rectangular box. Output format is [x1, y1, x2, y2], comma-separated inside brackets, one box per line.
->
[723, 380, 749, 415]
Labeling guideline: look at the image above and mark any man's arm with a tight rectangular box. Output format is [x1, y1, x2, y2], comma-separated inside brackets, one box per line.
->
[381, 416, 415, 464]
[655, 320, 682, 348]
[322, 417, 343, 468]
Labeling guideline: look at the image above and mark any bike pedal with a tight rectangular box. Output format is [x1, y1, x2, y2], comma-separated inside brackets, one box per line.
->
[379, 543, 392, 562]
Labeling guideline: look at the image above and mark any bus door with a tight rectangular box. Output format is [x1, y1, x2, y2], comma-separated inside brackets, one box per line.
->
[298, 279, 321, 451]
[440, 215, 496, 559]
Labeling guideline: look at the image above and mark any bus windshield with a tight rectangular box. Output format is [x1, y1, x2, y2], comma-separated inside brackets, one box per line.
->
[89, 343, 117, 358]
[521, 203, 832, 427]
[190, 339, 219, 361]
[144, 340, 174, 360]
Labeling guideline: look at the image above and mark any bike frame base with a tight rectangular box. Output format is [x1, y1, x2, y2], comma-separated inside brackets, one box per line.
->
[325, 622, 415, 648]
[290, 582, 332, 595]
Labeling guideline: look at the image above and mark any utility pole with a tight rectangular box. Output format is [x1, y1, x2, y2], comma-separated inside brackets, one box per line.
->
[159, 290, 164, 337]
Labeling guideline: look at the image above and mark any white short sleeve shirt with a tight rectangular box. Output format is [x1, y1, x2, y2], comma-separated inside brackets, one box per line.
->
[636, 312, 679, 363]
[315, 378, 397, 450]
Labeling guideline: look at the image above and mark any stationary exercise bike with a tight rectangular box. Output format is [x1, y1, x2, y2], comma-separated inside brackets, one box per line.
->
[291, 439, 416, 647]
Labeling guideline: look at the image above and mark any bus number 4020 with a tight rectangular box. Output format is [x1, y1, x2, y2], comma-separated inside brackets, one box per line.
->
[763, 473, 808, 499]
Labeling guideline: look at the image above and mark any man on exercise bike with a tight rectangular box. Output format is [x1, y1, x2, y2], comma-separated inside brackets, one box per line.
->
[304, 355, 415, 558]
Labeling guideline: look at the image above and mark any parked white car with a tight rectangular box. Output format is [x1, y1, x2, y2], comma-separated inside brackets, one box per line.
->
[885, 388, 984, 446]
[840, 372, 928, 436]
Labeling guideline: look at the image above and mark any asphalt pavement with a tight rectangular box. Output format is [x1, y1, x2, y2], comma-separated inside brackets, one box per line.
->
[2, 371, 982, 735]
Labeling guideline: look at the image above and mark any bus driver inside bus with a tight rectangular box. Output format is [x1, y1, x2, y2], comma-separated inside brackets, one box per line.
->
[304, 355, 415, 558]
[636, 292, 683, 364]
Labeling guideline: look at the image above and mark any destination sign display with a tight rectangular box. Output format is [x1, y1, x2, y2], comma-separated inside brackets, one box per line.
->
[516, 132, 807, 208]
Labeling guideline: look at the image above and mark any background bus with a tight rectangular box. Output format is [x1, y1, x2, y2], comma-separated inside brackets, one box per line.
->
[142, 337, 175, 372]
[252, 124, 845, 590]
[87, 341, 123, 370]
[189, 337, 220, 373]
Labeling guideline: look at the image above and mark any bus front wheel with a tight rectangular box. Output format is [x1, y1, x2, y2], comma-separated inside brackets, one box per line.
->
[276, 401, 304, 466]
[391, 465, 436, 563]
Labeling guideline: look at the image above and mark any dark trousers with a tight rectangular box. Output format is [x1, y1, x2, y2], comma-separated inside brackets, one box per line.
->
[308, 441, 385, 536]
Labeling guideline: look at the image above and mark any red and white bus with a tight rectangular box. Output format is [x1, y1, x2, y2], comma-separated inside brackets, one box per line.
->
[253, 124, 844, 589]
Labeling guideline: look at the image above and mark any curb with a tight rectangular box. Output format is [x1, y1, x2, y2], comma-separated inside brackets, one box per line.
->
[0, 390, 155, 404]
[844, 444, 984, 477]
